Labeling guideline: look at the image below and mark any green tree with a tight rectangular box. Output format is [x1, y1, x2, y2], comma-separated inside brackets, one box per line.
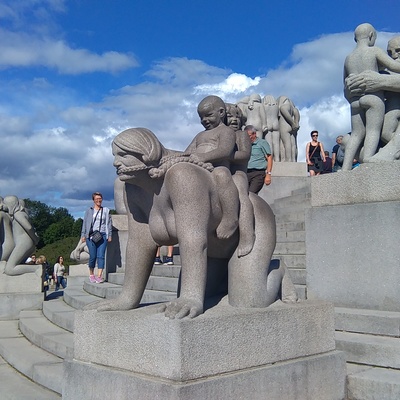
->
[24, 199, 79, 249]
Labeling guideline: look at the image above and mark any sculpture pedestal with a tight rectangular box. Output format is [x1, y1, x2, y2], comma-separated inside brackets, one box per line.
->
[0, 262, 43, 319]
[63, 299, 346, 399]
[307, 163, 400, 310]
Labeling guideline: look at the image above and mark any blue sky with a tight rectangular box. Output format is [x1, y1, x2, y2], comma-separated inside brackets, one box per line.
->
[0, 0, 399, 217]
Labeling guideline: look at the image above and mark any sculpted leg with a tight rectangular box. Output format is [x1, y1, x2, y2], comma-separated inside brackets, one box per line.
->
[232, 172, 255, 257]
[343, 103, 365, 171]
[212, 167, 239, 240]
[228, 194, 279, 307]
[159, 166, 211, 319]
[361, 95, 385, 161]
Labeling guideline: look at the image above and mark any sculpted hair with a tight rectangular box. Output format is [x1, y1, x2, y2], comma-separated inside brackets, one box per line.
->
[113, 128, 163, 165]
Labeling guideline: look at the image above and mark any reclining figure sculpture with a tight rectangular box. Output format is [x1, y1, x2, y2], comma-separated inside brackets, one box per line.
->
[86, 127, 296, 319]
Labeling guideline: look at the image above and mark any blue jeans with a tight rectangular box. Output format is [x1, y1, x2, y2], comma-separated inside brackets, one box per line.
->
[56, 276, 67, 290]
[86, 233, 108, 269]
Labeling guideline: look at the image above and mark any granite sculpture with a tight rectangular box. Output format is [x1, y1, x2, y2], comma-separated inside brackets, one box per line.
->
[343, 24, 400, 170]
[0, 195, 39, 276]
[277, 95, 300, 162]
[344, 28, 400, 166]
[262, 95, 280, 161]
[236, 93, 299, 162]
[70, 240, 90, 264]
[86, 117, 296, 318]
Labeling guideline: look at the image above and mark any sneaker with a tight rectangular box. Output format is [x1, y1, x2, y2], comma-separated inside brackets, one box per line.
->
[95, 276, 105, 284]
[89, 275, 96, 283]
[163, 256, 174, 265]
[154, 257, 162, 265]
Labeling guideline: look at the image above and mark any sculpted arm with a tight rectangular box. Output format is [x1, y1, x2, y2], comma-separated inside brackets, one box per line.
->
[185, 136, 198, 154]
[233, 131, 251, 163]
[305, 142, 311, 165]
[195, 130, 236, 164]
[14, 212, 39, 244]
[376, 48, 400, 74]
[346, 71, 400, 95]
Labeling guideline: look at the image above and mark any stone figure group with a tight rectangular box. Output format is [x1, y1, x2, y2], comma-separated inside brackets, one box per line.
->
[0, 195, 39, 276]
[236, 94, 300, 162]
[344, 24, 400, 169]
[87, 95, 296, 319]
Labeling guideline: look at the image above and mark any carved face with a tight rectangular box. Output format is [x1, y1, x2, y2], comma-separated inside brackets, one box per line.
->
[387, 38, 400, 61]
[198, 103, 224, 130]
[112, 143, 148, 181]
[226, 107, 242, 130]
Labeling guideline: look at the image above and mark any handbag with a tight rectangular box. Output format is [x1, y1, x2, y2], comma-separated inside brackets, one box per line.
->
[90, 208, 103, 244]
[91, 230, 103, 243]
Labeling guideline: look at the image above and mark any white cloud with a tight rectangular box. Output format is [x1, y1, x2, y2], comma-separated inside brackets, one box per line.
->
[0, 30, 138, 74]
[1, 28, 400, 217]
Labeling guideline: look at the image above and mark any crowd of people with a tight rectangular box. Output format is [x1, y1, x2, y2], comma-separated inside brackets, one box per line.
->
[26, 253, 67, 291]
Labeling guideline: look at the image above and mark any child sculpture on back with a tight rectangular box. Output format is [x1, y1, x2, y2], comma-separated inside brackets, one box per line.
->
[343, 23, 400, 170]
[185, 96, 239, 243]
[225, 103, 255, 256]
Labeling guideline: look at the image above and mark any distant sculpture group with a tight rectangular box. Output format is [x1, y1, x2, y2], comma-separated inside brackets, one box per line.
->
[0, 195, 39, 276]
[344, 24, 400, 169]
[236, 94, 300, 162]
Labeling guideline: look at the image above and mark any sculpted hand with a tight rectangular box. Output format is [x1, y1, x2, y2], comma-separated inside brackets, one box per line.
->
[345, 71, 383, 95]
[159, 298, 203, 319]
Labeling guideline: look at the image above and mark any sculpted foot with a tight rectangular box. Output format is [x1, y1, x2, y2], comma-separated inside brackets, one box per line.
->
[83, 296, 138, 311]
[216, 219, 238, 239]
[237, 232, 255, 257]
[160, 298, 203, 319]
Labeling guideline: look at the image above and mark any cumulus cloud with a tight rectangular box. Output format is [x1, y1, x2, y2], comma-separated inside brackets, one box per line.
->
[0, 30, 138, 74]
[1, 26, 400, 217]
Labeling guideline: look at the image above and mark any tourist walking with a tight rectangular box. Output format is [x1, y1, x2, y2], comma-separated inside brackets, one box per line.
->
[54, 255, 67, 290]
[246, 125, 273, 194]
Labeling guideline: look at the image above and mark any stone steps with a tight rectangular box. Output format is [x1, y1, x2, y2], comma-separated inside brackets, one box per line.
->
[335, 307, 400, 337]
[271, 192, 311, 210]
[335, 331, 400, 369]
[19, 310, 74, 360]
[0, 355, 61, 399]
[274, 241, 306, 255]
[42, 297, 75, 333]
[346, 363, 400, 400]
[0, 320, 63, 396]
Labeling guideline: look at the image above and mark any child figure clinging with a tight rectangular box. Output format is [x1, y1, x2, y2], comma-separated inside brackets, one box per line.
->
[185, 96, 239, 240]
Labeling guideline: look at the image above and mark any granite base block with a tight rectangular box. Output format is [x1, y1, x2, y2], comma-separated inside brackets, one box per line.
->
[72, 299, 337, 381]
[64, 350, 346, 400]
[0, 293, 43, 319]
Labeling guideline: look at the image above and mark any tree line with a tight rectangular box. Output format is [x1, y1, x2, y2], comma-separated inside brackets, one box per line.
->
[24, 199, 83, 249]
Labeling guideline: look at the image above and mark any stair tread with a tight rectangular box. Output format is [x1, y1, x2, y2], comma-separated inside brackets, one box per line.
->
[19, 310, 74, 359]
[0, 356, 61, 399]
[43, 298, 76, 332]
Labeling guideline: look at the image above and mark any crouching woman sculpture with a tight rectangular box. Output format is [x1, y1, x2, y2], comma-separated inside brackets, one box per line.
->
[86, 127, 296, 318]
